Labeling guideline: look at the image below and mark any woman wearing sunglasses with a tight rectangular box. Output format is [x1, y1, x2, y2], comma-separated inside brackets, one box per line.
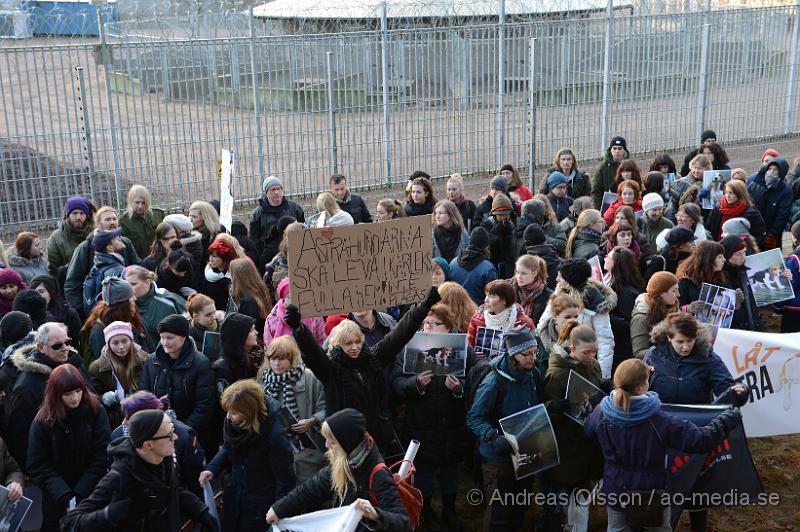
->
[27, 363, 111, 531]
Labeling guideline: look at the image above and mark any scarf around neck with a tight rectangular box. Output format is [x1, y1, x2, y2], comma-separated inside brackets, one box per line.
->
[434, 224, 463, 262]
[484, 304, 518, 335]
[347, 434, 375, 471]
[263, 366, 305, 419]
[204, 264, 230, 282]
[223, 418, 261, 455]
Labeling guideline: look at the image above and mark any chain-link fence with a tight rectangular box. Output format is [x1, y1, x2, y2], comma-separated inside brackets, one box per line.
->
[2, 2, 800, 235]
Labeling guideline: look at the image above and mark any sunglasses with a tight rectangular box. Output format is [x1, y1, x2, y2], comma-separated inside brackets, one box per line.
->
[48, 338, 72, 350]
[150, 428, 175, 441]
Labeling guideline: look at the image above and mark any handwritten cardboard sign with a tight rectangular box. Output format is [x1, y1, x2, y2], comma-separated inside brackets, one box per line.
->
[287, 216, 433, 317]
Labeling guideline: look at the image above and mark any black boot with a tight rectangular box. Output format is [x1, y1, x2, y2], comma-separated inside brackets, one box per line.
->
[440, 494, 464, 531]
[421, 497, 443, 532]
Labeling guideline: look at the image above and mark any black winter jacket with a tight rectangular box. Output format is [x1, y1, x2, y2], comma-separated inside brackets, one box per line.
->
[139, 341, 214, 432]
[748, 157, 793, 238]
[291, 287, 439, 452]
[271, 445, 412, 532]
[249, 197, 305, 266]
[541, 167, 592, 199]
[5, 347, 93, 466]
[27, 404, 110, 519]
[337, 192, 373, 224]
[60, 437, 211, 532]
[206, 396, 296, 532]
[705, 205, 766, 247]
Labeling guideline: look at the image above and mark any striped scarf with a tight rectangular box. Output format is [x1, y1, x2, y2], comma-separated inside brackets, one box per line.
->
[263, 366, 304, 419]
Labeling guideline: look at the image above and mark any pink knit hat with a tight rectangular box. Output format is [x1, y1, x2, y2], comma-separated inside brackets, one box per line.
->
[103, 321, 134, 345]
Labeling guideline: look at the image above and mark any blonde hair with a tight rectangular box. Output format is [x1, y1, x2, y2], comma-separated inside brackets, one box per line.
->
[321, 421, 355, 500]
[328, 320, 365, 350]
[689, 154, 712, 171]
[377, 198, 405, 219]
[432, 200, 465, 232]
[516, 255, 547, 284]
[104, 337, 146, 392]
[533, 194, 559, 224]
[189, 201, 221, 235]
[566, 209, 602, 258]
[438, 282, 477, 332]
[220, 379, 267, 433]
[94, 206, 118, 226]
[279, 222, 305, 258]
[613, 359, 651, 414]
[213, 233, 246, 259]
[548, 293, 583, 317]
[125, 185, 152, 214]
[229, 258, 272, 319]
[260, 336, 302, 376]
[447, 174, 464, 191]
[316, 192, 340, 216]
[731, 168, 747, 181]
[124, 265, 157, 283]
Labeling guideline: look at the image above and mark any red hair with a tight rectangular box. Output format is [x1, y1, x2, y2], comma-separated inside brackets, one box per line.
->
[35, 364, 100, 428]
[208, 239, 238, 265]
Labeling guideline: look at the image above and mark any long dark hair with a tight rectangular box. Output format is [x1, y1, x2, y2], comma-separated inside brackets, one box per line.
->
[676, 241, 726, 286]
[85, 300, 146, 335]
[608, 247, 643, 292]
[35, 364, 100, 428]
[145, 222, 176, 265]
[29, 275, 66, 312]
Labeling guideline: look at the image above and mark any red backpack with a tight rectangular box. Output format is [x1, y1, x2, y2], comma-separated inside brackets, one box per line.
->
[368, 460, 423, 529]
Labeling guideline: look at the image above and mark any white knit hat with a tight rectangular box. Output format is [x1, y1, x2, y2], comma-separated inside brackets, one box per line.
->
[642, 193, 664, 213]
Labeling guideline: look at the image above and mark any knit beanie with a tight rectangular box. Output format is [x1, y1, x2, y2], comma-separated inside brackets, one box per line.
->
[101, 277, 134, 306]
[499, 164, 514, 174]
[164, 214, 193, 234]
[432, 257, 452, 281]
[701, 130, 717, 143]
[92, 229, 122, 252]
[761, 148, 780, 160]
[157, 314, 191, 338]
[262, 175, 283, 192]
[324, 314, 348, 337]
[325, 408, 368, 455]
[720, 235, 746, 259]
[504, 326, 537, 357]
[0, 269, 26, 290]
[646, 271, 678, 298]
[522, 223, 547, 246]
[609, 136, 627, 151]
[64, 195, 94, 217]
[0, 311, 33, 345]
[489, 175, 508, 194]
[11, 289, 47, 327]
[721, 217, 751, 237]
[104, 321, 134, 345]
[558, 259, 592, 289]
[208, 239, 238, 264]
[546, 172, 567, 190]
[641, 193, 664, 213]
[128, 409, 167, 448]
[491, 194, 514, 215]
[469, 227, 490, 250]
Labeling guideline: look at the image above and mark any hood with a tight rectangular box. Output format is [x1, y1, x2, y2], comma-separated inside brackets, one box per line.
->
[649, 320, 712, 358]
[547, 344, 579, 370]
[11, 345, 61, 376]
[93, 251, 125, 267]
[525, 243, 557, 257]
[325, 210, 353, 226]
[631, 292, 649, 320]
[580, 279, 617, 314]
[179, 230, 202, 246]
[7, 249, 44, 268]
[755, 156, 790, 184]
[220, 312, 256, 364]
[490, 351, 529, 382]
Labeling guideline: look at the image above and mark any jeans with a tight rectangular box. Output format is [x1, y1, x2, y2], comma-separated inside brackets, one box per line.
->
[481, 461, 534, 532]
[414, 460, 460, 498]
[607, 506, 671, 532]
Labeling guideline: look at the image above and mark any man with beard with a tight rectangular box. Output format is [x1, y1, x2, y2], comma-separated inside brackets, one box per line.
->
[329, 174, 372, 224]
[47, 196, 96, 278]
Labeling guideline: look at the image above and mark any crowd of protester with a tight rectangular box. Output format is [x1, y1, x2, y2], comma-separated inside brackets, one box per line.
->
[0, 134, 795, 532]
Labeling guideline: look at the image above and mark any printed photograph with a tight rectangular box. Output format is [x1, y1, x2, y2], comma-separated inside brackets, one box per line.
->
[662, 172, 677, 197]
[696, 283, 737, 329]
[402, 332, 468, 377]
[474, 327, 506, 358]
[701, 170, 731, 209]
[600, 192, 617, 215]
[565, 370, 606, 426]
[0, 485, 32, 532]
[745, 249, 795, 307]
[499, 404, 559, 480]
[588, 255, 603, 283]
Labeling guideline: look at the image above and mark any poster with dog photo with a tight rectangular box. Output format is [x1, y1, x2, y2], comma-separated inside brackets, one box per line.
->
[402, 332, 468, 377]
[499, 404, 559, 480]
[745, 249, 794, 307]
[701, 170, 731, 209]
[696, 283, 737, 329]
[475, 327, 505, 358]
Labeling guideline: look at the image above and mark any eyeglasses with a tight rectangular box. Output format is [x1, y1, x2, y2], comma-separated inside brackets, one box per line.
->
[150, 428, 175, 441]
[48, 338, 72, 350]
[423, 320, 444, 328]
[515, 350, 537, 359]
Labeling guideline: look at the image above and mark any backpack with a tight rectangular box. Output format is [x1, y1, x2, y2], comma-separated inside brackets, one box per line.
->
[82, 263, 120, 316]
[464, 357, 508, 416]
[368, 461, 423, 529]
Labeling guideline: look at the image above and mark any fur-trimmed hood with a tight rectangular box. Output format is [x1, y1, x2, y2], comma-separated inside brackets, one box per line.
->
[11, 343, 57, 376]
[555, 279, 617, 315]
[179, 230, 203, 246]
[649, 320, 712, 358]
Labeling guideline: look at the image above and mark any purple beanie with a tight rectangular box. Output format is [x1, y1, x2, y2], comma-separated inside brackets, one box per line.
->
[64, 196, 94, 217]
[121, 391, 166, 420]
[0, 269, 26, 290]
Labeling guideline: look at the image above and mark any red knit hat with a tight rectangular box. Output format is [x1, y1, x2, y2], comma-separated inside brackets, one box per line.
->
[208, 239, 237, 264]
[325, 314, 348, 337]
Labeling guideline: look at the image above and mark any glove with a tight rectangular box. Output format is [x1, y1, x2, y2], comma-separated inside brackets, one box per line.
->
[734, 288, 744, 310]
[698, 187, 710, 201]
[283, 303, 302, 331]
[105, 497, 131, 526]
[711, 408, 742, 436]
[685, 300, 706, 316]
[102, 391, 119, 407]
[423, 285, 442, 307]
[197, 510, 220, 532]
[491, 431, 514, 457]
[734, 384, 750, 407]
[546, 398, 570, 415]
[763, 234, 778, 250]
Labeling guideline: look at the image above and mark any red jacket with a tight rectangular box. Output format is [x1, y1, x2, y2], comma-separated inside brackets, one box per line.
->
[467, 305, 536, 348]
[603, 198, 643, 226]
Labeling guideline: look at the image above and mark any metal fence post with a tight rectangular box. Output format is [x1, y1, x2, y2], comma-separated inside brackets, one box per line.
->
[326, 51, 338, 175]
[97, 7, 122, 209]
[528, 38, 537, 193]
[600, 0, 613, 155]
[497, 0, 506, 166]
[696, 23, 710, 141]
[249, 8, 265, 179]
[75, 66, 96, 200]
[380, 0, 391, 186]
[785, 2, 800, 134]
